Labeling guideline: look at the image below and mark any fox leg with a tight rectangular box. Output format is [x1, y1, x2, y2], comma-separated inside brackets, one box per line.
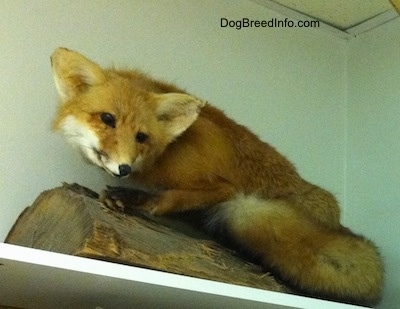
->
[100, 183, 236, 215]
[145, 183, 237, 215]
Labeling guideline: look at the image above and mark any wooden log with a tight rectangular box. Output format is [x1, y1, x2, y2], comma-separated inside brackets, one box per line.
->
[5, 183, 288, 293]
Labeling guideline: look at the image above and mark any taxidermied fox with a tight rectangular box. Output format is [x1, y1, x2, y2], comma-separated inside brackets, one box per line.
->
[51, 47, 383, 306]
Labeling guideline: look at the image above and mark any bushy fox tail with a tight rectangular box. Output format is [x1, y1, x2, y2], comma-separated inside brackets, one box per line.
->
[207, 195, 384, 307]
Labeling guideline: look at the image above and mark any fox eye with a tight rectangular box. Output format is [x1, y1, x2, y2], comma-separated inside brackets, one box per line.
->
[136, 132, 148, 143]
[100, 113, 116, 128]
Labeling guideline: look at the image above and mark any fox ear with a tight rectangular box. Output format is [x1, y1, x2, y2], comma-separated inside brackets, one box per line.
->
[50, 48, 106, 102]
[154, 93, 206, 138]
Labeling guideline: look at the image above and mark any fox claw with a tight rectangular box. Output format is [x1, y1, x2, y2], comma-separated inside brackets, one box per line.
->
[99, 186, 155, 214]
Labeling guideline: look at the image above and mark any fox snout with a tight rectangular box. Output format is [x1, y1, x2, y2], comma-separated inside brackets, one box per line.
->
[117, 164, 132, 177]
[94, 148, 141, 178]
[57, 115, 141, 178]
[96, 152, 133, 177]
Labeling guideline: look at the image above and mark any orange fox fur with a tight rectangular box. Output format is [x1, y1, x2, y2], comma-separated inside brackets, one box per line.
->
[51, 47, 384, 306]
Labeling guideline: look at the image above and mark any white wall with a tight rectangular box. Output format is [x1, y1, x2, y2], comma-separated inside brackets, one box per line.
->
[346, 18, 400, 309]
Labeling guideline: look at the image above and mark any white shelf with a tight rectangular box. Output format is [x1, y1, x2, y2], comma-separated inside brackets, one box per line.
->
[0, 243, 369, 309]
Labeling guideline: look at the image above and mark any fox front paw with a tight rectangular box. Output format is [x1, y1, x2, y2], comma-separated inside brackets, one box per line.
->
[100, 186, 155, 214]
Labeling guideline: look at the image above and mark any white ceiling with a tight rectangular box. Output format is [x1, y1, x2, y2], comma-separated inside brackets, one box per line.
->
[270, 0, 392, 29]
[252, 0, 400, 37]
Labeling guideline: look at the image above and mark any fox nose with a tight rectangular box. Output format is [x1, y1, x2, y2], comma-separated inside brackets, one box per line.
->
[118, 164, 132, 177]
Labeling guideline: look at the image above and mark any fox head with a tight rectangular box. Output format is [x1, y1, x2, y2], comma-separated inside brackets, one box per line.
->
[51, 48, 205, 177]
